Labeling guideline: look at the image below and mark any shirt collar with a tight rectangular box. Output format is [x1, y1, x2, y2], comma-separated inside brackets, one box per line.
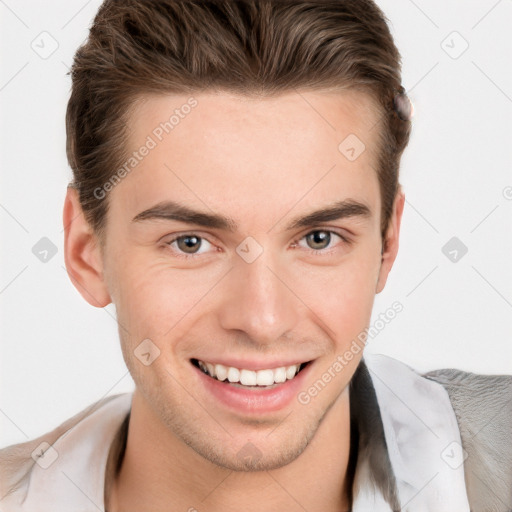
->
[351, 354, 470, 511]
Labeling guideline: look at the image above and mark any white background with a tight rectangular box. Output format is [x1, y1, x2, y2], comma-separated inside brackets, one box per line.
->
[1, 0, 511, 448]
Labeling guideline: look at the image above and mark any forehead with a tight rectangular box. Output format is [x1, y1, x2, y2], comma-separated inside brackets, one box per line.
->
[128, 88, 380, 161]
[110, 89, 382, 229]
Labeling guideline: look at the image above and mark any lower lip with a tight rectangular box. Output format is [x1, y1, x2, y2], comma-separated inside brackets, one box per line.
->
[192, 362, 312, 414]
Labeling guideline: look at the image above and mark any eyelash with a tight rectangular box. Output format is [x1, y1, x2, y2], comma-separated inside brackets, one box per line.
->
[163, 229, 351, 260]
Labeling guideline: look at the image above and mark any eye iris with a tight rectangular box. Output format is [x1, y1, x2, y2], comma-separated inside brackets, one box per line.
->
[307, 231, 330, 250]
[177, 235, 201, 254]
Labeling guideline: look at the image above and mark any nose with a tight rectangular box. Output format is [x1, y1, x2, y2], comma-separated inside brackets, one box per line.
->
[217, 247, 300, 347]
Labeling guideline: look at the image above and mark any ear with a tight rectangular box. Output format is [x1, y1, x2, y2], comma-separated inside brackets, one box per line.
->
[63, 186, 112, 307]
[376, 187, 405, 294]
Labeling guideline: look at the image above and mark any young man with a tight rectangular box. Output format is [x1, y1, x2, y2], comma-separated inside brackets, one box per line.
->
[1, 1, 511, 510]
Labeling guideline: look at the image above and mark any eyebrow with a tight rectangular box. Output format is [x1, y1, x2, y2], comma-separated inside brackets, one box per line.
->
[131, 199, 371, 232]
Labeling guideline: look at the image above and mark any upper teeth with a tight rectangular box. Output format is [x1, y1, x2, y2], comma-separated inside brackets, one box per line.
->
[197, 360, 302, 386]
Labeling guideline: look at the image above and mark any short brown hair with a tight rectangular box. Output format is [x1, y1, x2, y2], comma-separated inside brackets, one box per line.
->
[66, 0, 412, 244]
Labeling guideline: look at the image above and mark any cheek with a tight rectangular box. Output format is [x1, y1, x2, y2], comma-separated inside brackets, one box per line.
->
[294, 247, 381, 342]
[110, 255, 221, 343]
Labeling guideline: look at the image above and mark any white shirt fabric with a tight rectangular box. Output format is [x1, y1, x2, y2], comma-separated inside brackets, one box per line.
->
[0, 354, 471, 511]
[352, 354, 470, 511]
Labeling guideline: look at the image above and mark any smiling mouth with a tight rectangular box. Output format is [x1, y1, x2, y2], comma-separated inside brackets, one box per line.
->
[191, 358, 310, 387]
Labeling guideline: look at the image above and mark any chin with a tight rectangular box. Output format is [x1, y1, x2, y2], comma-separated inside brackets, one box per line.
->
[190, 432, 314, 473]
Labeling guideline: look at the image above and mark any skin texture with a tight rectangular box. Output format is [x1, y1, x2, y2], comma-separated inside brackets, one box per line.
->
[63, 89, 404, 512]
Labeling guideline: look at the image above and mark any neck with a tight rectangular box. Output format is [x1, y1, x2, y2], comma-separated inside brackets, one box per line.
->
[106, 388, 353, 512]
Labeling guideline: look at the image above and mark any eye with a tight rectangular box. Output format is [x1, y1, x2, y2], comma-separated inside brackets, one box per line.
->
[163, 229, 350, 260]
[164, 234, 215, 258]
[294, 229, 349, 254]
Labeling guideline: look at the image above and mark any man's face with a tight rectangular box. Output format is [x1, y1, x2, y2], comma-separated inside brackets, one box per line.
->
[91, 90, 399, 471]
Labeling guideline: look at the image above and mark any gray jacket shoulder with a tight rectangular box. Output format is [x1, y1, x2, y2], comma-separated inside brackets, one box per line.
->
[424, 368, 512, 511]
